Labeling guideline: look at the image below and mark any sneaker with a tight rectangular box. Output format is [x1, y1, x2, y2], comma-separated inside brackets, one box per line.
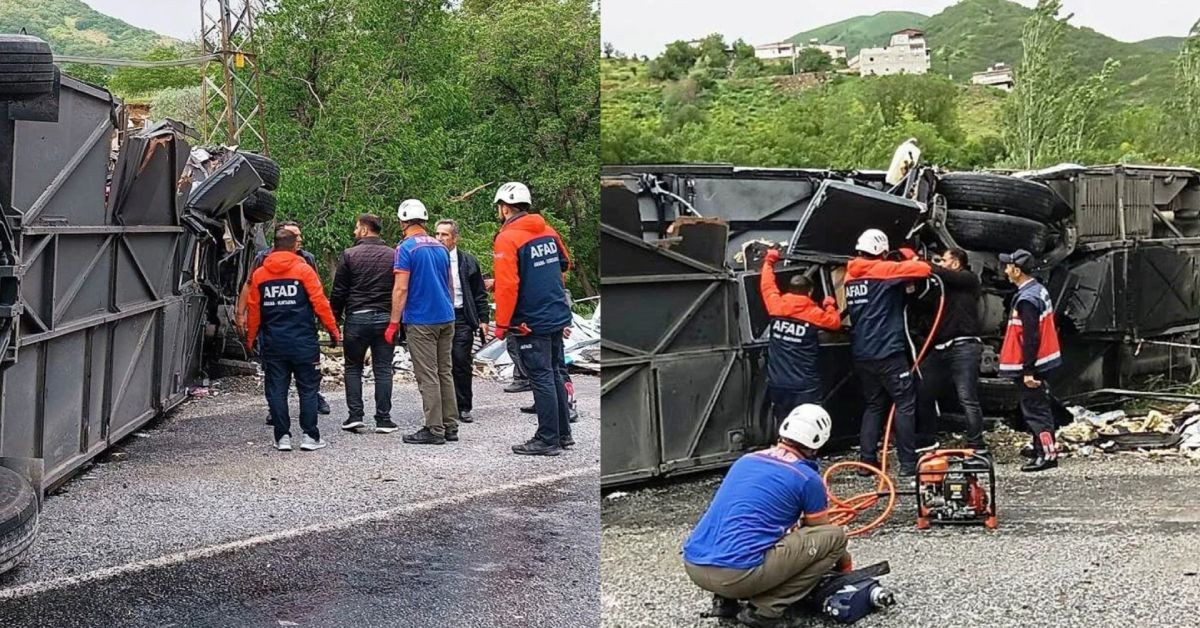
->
[459, 411, 474, 424]
[505, 379, 532, 393]
[342, 417, 366, 431]
[915, 440, 940, 454]
[569, 405, 579, 423]
[512, 438, 562, 456]
[375, 419, 399, 434]
[300, 435, 327, 451]
[275, 434, 292, 451]
[520, 404, 537, 414]
[560, 435, 576, 448]
[445, 430, 459, 442]
[402, 427, 446, 445]
[317, 395, 331, 415]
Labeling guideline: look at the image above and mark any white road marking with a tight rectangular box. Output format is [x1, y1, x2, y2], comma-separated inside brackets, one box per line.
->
[0, 465, 598, 601]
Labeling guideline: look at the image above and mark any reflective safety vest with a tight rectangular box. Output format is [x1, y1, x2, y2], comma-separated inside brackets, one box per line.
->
[998, 279, 1062, 376]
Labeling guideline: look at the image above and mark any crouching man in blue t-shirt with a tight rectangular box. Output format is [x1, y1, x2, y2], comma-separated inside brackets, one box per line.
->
[683, 404, 849, 628]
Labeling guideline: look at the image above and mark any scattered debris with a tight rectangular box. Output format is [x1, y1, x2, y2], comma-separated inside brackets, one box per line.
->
[1057, 404, 1200, 459]
[188, 387, 210, 399]
[605, 491, 629, 500]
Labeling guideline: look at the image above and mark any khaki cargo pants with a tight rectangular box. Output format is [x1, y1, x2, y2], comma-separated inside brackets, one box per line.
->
[407, 322, 459, 436]
[684, 524, 848, 618]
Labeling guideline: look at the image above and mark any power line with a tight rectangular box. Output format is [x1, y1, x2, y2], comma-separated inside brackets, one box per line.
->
[52, 54, 219, 68]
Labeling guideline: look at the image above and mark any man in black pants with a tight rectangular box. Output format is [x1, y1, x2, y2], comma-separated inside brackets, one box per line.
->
[330, 214, 399, 433]
[435, 219, 489, 424]
[917, 248, 987, 452]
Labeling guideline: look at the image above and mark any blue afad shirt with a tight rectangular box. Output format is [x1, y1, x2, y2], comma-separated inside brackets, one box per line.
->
[683, 448, 829, 569]
[394, 232, 454, 326]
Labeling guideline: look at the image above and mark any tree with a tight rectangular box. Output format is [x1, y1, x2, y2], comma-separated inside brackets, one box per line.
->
[696, 33, 730, 75]
[603, 41, 615, 59]
[648, 40, 700, 81]
[62, 64, 110, 88]
[107, 45, 202, 98]
[796, 47, 833, 73]
[1170, 19, 1200, 154]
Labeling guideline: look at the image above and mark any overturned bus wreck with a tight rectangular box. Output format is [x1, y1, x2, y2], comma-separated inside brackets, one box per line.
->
[601, 162, 1200, 487]
[0, 36, 277, 574]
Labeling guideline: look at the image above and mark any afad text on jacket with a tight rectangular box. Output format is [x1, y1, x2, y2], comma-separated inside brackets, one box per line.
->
[247, 250, 340, 358]
[760, 257, 841, 393]
[493, 212, 572, 335]
[844, 251, 931, 361]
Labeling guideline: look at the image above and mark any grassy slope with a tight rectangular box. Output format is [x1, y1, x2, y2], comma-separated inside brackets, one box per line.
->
[0, 0, 177, 58]
[786, 11, 928, 57]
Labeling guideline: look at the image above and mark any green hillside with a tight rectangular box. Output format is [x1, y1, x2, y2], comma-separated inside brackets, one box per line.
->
[0, 0, 176, 58]
[787, 11, 928, 58]
[1136, 36, 1185, 54]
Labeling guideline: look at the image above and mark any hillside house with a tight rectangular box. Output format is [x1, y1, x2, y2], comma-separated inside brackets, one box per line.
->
[754, 39, 846, 62]
[971, 63, 1015, 91]
[848, 28, 931, 76]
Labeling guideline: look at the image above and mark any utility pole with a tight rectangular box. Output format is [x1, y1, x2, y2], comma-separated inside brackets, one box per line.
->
[200, 0, 269, 154]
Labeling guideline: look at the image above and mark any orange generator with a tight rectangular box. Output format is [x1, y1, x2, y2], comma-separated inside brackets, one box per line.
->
[915, 449, 997, 529]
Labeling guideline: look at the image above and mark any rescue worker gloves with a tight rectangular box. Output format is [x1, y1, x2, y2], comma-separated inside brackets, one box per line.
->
[764, 248, 782, 264]
[855, 229, 889, 256]
[384, 322, 400, 344]
[779, 404, 833, 450]
[822, 296, 837, 309]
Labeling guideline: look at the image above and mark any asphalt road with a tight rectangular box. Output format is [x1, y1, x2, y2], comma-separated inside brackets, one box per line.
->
[0, 375, 600, 627]
[601, 453, 1200, 628]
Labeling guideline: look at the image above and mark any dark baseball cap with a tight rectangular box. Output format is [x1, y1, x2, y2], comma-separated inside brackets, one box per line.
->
[999, 249, 1035, 272]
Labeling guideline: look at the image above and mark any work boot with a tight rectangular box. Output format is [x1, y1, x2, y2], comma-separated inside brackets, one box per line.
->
[856, 458, 880, 477]
[520, 404, 537, 414]
[512, 438, 562, 456]
[274, 434, 293, 451]
[342, 417, 366, 431]
[915, 438, 940, 453]
[560, 434, 575, 449]
[1020, 444, 1037, 459]
[505, 379, 532, 393]
[459, 410, 474, 424]
[1021, 456, 1058, 472]
[736, 606, 800, 628]
[375, 419, 399, 434]
[704, 594, 740, 619]
[445, 429, 459, 443]
[317, 394, 331, 415]
[402, 427, 445, 445]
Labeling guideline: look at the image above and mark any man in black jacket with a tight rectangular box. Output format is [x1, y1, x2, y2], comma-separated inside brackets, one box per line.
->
[330, 214, 400, 433]
[435, 219, 490, 423]
[917, 248, 986, 451]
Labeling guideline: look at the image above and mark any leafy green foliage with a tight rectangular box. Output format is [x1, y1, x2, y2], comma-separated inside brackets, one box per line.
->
[107, 45, 203, 98]
[149, 86, 202, 127]
[795, 48, 833, 73]
[259, 0, 598, 295]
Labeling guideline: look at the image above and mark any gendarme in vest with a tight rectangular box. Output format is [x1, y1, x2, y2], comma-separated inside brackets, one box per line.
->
[998, 278, 1062, 376]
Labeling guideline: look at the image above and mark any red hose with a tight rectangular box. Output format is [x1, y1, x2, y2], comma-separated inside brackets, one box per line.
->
[824, 275, 946, 537]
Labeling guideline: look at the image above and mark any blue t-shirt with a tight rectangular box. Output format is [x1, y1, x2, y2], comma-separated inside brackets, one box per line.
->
[394, 232, 454, 325]
[682, 448, 829, 569]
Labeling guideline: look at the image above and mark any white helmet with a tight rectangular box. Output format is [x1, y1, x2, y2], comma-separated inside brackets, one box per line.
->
[397, 199, 428, 222]
[494, 182, 531, 207]
[855, 229, 889, 256]
[779, 404, 832, 450]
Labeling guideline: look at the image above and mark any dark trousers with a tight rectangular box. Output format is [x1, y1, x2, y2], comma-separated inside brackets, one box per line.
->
[917, 341, 985, 447]
[452, 310, 476, 414]
[264, 353, 321, 441]
[1019, 381, 1055, 436]
[343, 311, 394, 421]
[856, 352, 918, 469]
[507, 335, 528, 382]
[517, 333, 571, 444]
[769, 386, 821, 422]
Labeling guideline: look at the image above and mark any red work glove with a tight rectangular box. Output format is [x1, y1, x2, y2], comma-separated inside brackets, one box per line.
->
[822, 296, 837, 309]
[384, 322, 399, 344]
[764, 248, 782, 264]
[898, 246, 918, 260]
[495, 325, 507, 340]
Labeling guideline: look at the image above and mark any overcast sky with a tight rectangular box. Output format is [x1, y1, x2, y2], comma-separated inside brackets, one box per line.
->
[84, 0, 199, 40]
[601, 0, 1197, 57]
